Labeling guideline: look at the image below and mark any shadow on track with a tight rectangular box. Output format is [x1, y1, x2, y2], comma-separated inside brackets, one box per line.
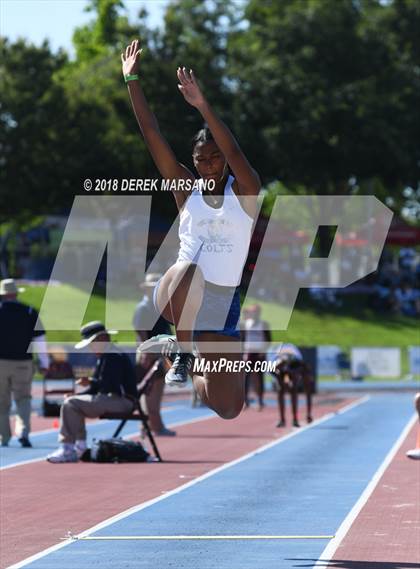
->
[288, 559, 420, 569]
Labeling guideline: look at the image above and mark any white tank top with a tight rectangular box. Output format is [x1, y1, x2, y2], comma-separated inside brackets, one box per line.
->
[177, 176, 254, 286]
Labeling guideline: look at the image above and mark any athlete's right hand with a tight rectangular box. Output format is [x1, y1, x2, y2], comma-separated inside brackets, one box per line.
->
[121, 39, 142, 76]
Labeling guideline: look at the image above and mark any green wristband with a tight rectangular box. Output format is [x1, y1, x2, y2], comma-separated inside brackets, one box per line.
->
[125, 74, 139, 83]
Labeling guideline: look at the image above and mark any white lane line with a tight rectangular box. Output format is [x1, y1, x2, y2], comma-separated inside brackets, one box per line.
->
[312, 412, 418, 568]
[335, 397, 369, 415]
[1, 456, 57, 471]
[0, 412, 215, 471]
[66, 534, 335, 541]
[6, 396, 369, 569]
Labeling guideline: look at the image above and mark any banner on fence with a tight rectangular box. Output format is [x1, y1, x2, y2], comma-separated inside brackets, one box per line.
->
[351, 347, 401, 378]
[317, 346, 341, 376]
[408, 346, 420, 375]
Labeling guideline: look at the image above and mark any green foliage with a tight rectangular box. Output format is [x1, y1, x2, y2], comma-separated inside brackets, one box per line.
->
[144, 0, 238, 169]
[0, 38, 65, 220]
[1, 0, 419, 226]
[228, 0, 420, 200]
[73, 0, 124, 61]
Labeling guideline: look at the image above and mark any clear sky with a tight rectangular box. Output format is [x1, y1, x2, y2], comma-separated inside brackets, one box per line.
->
[1, 0, 168, 56]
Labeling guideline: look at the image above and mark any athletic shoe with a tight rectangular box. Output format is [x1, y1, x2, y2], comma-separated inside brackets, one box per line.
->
[165, 352, 195, 387]
[138, 334, 178, 362]
[18, 437, 32, 448]
[406, 448, 420, 460]
[276, 420, 286, 428]
[46, 445, 78, 463]
[293, 419, 300, 428]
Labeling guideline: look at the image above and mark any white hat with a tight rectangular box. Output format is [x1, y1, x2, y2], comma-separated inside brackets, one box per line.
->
[75, 321, 118, 350]
[0, 279, 25, 296]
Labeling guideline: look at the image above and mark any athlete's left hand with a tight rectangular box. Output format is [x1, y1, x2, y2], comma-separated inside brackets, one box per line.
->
[177, 67, 206, 108]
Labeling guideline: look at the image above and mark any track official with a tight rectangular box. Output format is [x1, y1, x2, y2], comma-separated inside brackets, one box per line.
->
[0, 279, 49, 447]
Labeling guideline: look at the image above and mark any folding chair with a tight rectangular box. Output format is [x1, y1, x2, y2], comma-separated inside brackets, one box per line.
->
[100, 358, 165, 462]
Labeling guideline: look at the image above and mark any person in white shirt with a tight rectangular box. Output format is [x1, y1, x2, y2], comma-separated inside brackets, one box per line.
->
[242, 304, 271, 411]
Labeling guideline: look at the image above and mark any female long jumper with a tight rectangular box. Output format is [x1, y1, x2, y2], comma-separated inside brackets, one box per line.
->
[122, 39, 260, 420]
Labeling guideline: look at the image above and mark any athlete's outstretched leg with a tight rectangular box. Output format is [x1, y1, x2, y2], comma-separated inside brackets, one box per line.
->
[141, 261, 205, 385]
[154, 261, 205, 354]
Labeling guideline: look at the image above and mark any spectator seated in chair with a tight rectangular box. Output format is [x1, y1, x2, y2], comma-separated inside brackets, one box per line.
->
[46, 321, 137, 463]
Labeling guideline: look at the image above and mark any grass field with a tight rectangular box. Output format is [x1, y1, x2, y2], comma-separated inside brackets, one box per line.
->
[20, 283, 419, 380]
[21, 283, 419, 347]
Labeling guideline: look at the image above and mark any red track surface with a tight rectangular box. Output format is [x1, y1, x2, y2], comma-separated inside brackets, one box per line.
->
[331, 422, 420, 567]
[2, 396, 354, 568]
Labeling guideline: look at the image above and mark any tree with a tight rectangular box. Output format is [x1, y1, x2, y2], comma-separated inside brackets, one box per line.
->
[73, 0, 125, 61]
[0, 38, 70, 221]
[227, 0, 420, 210]
[148, 0, 238, 169]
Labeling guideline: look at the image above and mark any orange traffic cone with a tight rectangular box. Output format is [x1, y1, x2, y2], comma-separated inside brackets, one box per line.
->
[52, 419, 59, 429]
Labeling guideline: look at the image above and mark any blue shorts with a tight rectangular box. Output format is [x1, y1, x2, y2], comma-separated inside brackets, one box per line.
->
[153, 278, 241, 339]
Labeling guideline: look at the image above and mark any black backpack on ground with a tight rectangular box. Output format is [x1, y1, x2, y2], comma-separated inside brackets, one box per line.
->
[86, 438, 150, 463]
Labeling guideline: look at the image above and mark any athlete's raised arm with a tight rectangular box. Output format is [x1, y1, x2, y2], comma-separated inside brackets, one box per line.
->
[122, 40, 194, 210]
[177, 67, 260, 197]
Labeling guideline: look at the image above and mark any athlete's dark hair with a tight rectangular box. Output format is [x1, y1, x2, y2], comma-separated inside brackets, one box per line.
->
[192, 125, 214, 151]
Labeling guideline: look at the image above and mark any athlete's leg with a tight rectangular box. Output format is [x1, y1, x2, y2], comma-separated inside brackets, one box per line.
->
[244, 369, 251, 407]
[406, 393, 420, 459]
[154, 261, 204, 353]
[303, 370, 313, 423]
[276, 375, 286, 426]
[289, 375, 300, 427]
[247, 371, 264, 410]
[415, 393, 420, 418]
[192, 332, 245, 420]
[255, 365, 265, 410]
